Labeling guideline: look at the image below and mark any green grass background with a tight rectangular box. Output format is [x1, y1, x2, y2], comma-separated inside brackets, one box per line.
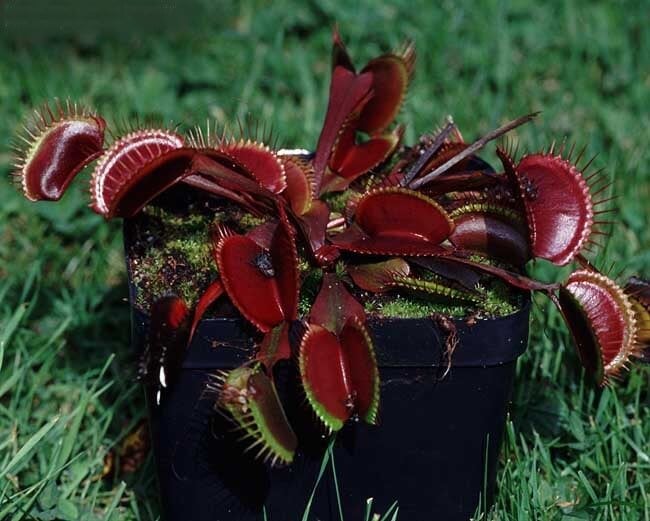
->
[0, 0, 649, 519]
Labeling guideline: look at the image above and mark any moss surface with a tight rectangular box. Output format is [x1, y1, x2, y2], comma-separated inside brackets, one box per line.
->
[363, 278, 521, 319]
[127, 186, 261, 310]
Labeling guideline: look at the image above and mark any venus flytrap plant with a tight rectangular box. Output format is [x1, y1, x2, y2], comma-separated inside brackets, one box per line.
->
[10, 28, 649, 469]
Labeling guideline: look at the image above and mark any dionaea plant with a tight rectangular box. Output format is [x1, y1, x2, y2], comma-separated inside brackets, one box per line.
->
[11, 29, 649, 467]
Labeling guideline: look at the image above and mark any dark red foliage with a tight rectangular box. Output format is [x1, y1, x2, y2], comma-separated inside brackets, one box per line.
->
[357, 46, 414, 134]
[257, 322, 292, 371]
[299, 324, 351, 428]
[269, 206, 300, 321]
[282, 156, 315, 215]
[421, 170, 501, 197]
[309, 274, 365, 335]
[215, 231, 285, 332]
[13, 102, 105, 201]
[221, 140, 287, 194]
[299, 317, 379, 430]
[91, 130, 191, 218]
[190, 153, 280, 213]
[514, 153, 594, 265]
[338, 319, 380, 421]
[295, 200, 337, 266]
[558, 270, 638, 383]
[330, 188, 453, 256]
[449, 213, 529, 266]
[214, 208, 298, 335]
[312, 33, 373, 190]
[321, 125, 403, 193]
[190, 280, 225, 342]
[313, 30, 411, 194]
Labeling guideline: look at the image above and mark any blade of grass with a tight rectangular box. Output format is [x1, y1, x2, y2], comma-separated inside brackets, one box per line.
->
[57, 355, 115, 467]
[0, 303, 27, 373]
[329, 441, 345, 521]
[364, 498, 374, 521]
[0, 415, 60, 479]
[104, 481, 127, 520]
[378, 501, 399, 521]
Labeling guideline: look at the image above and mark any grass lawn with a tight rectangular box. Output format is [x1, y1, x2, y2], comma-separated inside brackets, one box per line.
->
[1, 0, 649, 519]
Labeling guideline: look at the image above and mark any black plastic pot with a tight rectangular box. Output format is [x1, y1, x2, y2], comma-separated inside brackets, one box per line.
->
[124, 219, 529, 520]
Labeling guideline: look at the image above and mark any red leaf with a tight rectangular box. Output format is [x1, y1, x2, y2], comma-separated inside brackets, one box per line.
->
[313, 31, 411, 194]
[356, 188, 453, 242]
[282, 156, 314, 215]
[13, 101, 105, 201]
[323, 126, 403, 192]
[189, 280, 224, 342]
[421, 170, 500, 197]
[299, 318, 379, 431]
[314, 245, 341, 268]
[300, 200, 330, 250]
[348, 258, 411, 293]
[515, 154, 594, 265]
[558, 270, 638, 383]
[245, 220, 278, 249]
[330, 224, 449, 257]
[183, 174, 266, 215]
[410, 257, 482, 292]
[442, 255, 557, 292]
[313, 31, 374, 190]
[357, 45, 415, 135]
[221, 140, 287, 194]
[270, 206, 299, 321]
[90, 129, 191, 217]
[309, 273, 365, 334]
[299, 324, 353, 431]
[449, 213, 530, 266]
[294, 200, 338, 266]
[419, 142, 469, 176]
[214, 211, 298, 332]
[329, 188, 453, 256]
[257, 322, 292, 370]
[339, 318, 380, 424]
[215, 233, 284, 332]
[332, 25, 355, 72]
[190, 153, 279, 207]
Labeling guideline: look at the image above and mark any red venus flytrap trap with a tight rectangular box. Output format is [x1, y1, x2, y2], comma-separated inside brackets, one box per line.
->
[10, 29, 650, 474]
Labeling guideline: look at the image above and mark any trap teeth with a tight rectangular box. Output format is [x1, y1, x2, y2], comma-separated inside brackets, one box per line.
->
[559, 270, 638, 384]
[215, 367, 296, 466]
[513, 153, 594, 265]
[13, 100, 106, 202]
[90, 128, 187, 217]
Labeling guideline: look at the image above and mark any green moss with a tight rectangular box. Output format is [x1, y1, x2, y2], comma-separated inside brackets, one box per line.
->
[476, 280, 520, 316]
[298, 267, 323, 316]
[365, 293, 469, 318]
[365, 278, 521, 319]
[239, 213, 267, 228]
[129, 204, 218, 309]
[322, 190, 355, 215]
